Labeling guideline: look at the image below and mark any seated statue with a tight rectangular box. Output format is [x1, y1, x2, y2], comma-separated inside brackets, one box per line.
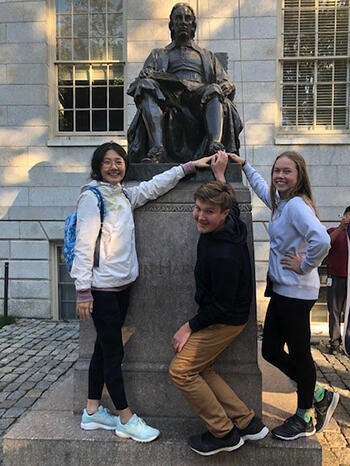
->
[127, 2, 243, 163]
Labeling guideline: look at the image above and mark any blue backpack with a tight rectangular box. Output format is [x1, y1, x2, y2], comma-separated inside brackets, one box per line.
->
[63, 187, 105, 273]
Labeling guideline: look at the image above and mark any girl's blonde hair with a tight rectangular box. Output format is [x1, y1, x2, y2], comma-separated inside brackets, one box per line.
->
[270, 151, 317, 214]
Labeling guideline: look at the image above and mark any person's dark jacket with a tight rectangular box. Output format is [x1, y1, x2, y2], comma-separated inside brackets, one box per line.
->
[189, 202, 253, 332]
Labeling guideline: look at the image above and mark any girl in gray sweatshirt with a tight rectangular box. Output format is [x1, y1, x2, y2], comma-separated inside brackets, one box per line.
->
[228, 150, 339, 442]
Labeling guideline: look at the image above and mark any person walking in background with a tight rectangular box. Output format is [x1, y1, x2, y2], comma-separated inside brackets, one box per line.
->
[71, 141, 212, 442]
[229, 150, 339, 441]
[326, 206, 350, 354]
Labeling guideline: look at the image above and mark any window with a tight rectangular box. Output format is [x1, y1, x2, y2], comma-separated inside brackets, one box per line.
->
[280, 0, 349, 133]
[57, 245, 76, 319]
[55, 0, 124, 134]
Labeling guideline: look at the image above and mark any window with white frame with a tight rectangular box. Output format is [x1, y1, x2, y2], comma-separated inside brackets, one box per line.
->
[280, 0, 349, 132]
[55, 0, 124, 134]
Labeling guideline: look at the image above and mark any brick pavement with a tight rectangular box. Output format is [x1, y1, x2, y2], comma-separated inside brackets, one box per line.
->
[0, 319, 349, 465]
[0, 319, 79, 466]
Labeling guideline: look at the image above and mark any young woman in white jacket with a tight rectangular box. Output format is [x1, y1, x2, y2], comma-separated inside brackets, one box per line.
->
[72, 141, 211, 442]
[228, 150, 339, 441]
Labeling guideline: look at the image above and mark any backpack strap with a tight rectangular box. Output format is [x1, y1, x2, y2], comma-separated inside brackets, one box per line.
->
[87, 187, 105, 268]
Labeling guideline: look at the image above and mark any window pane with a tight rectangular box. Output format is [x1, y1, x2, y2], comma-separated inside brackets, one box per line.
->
[109, 109, 123, 130]
[76, 87, 90, 108]
[73, 0, 88, 13]
[298, 107, 314, 126]
[58, 87, 73, 108]
[333, 107, 347, 126]
[335, 32, 348, 55]
[76, 110, 90, 130]
[73, 14, 88, 37]
[92, 87, 107, 108]
[59, 301, 77, 320]
[56, 0, 71, 14]
[334, 60, 347, 80]
[75, 65, 89, 84]
[317, 84, 332, 106]
[298, 84, 314, 107]
[92, 66, 107, 84]
[317, 61, 333, 82]
[283, 34, 298, 56]
[283, 62, 297, 82]
[108, 0, 122, 13]
[334, 83, 347, 105]
[299, 61, 314, 82]
[90, 38, 106, 60]
[282, 85, 297, 106]
[109, 64, 124, 84]
[108, 14, 123, 36]
[109, 86, 123, 108]
[57, 15, 72, 37]
[316, 108, 332, 126]
[92, 110, 107, 130]
[108, 38, 123, 59]
[73, 38, 88, 59]
[282, 108, 297, 126]
[57, 39, 72, 60]
[90, 14, 106, 36]
[318, 33, 335, 55]
[59, 110, 73, 130]
[300, 33, 315, 56]
[90, 0, 106, 12]
[58, 64, 73, 85]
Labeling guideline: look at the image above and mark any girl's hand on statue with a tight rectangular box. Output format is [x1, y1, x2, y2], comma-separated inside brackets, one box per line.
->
[192, 155, 213, 168]
[211, 151, 228, 182]
[76, 301, 93, 321]
[227, 153, 246, 166]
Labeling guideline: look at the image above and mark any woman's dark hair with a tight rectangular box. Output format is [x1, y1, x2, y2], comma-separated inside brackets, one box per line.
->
[90, 141, 128, 181]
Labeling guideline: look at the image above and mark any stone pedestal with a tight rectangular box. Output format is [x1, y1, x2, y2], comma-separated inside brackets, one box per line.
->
[73, 163, 262, 417]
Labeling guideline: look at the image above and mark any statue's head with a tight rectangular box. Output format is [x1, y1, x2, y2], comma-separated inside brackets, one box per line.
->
[169, 3, 197, 41]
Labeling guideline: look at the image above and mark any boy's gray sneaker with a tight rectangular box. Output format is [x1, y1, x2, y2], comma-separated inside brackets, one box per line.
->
[189, 428, 244, 456]
[237, 416, 269, 441]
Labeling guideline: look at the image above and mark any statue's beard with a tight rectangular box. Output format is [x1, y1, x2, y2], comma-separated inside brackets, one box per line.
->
[174, 29, 192, 42]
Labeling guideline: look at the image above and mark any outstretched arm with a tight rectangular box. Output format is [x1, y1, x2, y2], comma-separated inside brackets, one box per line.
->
[228, 152, 272, 209]
[124, 156, 213, 209]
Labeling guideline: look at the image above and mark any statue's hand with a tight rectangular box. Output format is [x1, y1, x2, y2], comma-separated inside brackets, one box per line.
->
[220, 82, 235, 98]
[139, 67, 154, 79]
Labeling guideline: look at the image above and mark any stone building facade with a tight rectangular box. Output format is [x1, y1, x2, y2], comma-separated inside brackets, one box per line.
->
[0, 0, 349, 323]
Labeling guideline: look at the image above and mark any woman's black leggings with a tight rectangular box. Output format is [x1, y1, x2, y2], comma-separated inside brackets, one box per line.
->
[88, 288, 130, 410]
[262, 292, 316, 409]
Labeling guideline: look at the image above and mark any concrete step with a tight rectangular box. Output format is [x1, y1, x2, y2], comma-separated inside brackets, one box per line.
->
[3, 374, 321, 466]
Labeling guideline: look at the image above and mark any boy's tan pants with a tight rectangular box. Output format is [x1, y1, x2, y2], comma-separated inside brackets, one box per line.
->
[169, 323, 254, 437]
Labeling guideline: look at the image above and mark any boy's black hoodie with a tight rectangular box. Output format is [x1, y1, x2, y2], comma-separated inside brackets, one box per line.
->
[189, 202, 253, 332]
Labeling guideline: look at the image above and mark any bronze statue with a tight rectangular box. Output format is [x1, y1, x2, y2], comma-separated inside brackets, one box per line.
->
[127, 3, 243, 163]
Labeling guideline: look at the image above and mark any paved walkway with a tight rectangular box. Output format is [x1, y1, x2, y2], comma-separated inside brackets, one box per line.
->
[0, 318, 349, 465]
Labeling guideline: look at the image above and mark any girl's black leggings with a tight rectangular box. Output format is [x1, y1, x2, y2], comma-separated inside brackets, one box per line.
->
[88, 288, 130, 410]
[262, 292, 316, 409]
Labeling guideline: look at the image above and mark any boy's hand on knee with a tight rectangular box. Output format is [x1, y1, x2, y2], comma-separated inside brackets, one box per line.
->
[172, 322, 192, 353]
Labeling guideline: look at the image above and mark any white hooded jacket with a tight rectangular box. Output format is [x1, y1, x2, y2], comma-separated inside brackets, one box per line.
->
[71, 165, 186, 291]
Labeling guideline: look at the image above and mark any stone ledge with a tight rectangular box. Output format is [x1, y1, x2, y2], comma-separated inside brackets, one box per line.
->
[3, 375, 321, 466]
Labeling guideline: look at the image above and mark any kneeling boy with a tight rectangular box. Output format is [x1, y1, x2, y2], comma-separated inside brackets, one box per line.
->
[169, 154, 268, 456]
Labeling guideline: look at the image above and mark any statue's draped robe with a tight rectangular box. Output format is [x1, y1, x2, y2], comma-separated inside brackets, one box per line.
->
[127, 42, 243, 163]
